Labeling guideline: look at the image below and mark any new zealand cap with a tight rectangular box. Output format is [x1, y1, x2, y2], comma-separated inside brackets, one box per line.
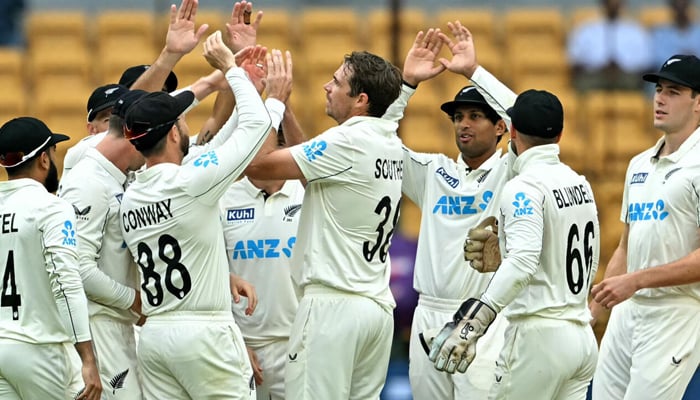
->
[643, 54, 700, 92]
[440, 86, 501, 123]
[111, 89, 149, 119]
[506, 89, 563, 139]
[124, 91, 194, 151]
[87, 84, 128, 122]
[0, 117, 69, 168]
[119, 65, 179, 93]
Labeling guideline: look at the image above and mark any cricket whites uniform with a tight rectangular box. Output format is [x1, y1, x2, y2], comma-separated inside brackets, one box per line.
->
[220, 177, 305, 400]
[0, 179, 91, 399]
[284, 116, 402, 399]
[119, 67, 274, 400]
[481, 144, 600, 400]
[382, 72, 516, 399]
[59, 148, 143, 399]
[61, 132, 106, 177]
[593, 129, 700, 400]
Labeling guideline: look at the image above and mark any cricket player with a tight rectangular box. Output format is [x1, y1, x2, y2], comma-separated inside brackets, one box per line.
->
[381, 29, 512, 399]
[591, 55, 700, 399]
[118, 32, 282, 399]
[427, 22, 600, 400]
[221, 127, 305, 400]
[0, 117, 101, 400]
[245, 50, 403, 399]
[58, 89, 149, 399]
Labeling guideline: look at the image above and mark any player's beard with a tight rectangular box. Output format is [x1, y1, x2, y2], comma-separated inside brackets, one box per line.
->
[44, 159, 59, 193]
[180, 132, 189, 157]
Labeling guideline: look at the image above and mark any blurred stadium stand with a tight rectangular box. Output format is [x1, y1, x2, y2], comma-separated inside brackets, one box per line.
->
[4, 1, 700, 399]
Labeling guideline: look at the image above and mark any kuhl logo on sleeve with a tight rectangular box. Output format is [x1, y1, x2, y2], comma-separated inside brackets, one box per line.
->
[302, 140, 327, 162]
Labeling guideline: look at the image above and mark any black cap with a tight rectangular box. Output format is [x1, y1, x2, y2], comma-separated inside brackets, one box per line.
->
[124, 91, 194, 151]
[440, 86, 501, 123]
[112, 89, 149, 119]
[643, 54, 700, 92]
[87, 84, 128, 122]
[0, 117, 69, 167]
[506, 89, 563, 139]
[119, 65, 179, 93]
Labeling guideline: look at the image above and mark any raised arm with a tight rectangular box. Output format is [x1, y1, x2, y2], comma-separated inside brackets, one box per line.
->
[130, 0, 208, 92]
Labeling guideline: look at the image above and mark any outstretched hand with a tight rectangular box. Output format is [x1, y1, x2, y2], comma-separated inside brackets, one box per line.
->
[264, 49, 293, 103]
[402, 28, 446, 86]
[203, 31, 238, 72]
[240, 46, 268, 94]
[165, 0, 209, 55]
[226, 1, 263, 53]
[437, 21, 479, 79]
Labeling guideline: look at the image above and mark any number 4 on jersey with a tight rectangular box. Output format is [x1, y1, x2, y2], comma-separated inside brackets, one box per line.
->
[1, 251, 21, 320]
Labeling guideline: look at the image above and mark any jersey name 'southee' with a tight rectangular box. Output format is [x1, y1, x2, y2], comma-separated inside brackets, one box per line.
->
[1, 213, 18, 234]
[552, 184, 594, 209]
[374, 158, 403, 180]
[121, 199, 174, 232]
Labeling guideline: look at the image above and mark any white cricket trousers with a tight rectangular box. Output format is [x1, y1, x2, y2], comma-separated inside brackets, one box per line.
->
[0, 339, 82, 399]
[489, 315, 597, 400]
[248, 339, 288, 400]
[137, 311, 255, 400]
[408, 295, 507, 400]
[285, 284, 393, 400]
[592, 297, 700, 400]
[90, 316, 142, 399]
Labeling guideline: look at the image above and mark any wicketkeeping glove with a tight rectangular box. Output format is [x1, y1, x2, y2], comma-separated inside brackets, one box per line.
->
[464, 216, 501, 273]
[424, 298, 497, 374]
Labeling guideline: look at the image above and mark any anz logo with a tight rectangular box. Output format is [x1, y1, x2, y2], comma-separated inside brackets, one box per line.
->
[302, 140, 327, 162]
[193, 151, 219, 168]
[231, 237, 297, 259]
[512, 192, 534, 217]
[61, 220, 77, 246]
[628, 200, 669, 221]
[432, 191, 493, 215]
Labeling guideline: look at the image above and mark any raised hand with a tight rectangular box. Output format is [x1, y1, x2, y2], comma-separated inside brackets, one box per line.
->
[437, 21, 479, 79]
[225, 1, 263, 53]
[264, 49, 293, 104]
[203, 31, 238, 72]
[240, 46, 268, 94]
[402, 28, 446, 86]
[165, 0, 209, 55]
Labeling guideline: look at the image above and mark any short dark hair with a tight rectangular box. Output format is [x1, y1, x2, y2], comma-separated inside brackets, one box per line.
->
[518, 131, 558, 146]
[5, 149, 45, 176]
[344, 51, 402, 118]
[137, 126, 170, 158]
[108, 115, 125, 138]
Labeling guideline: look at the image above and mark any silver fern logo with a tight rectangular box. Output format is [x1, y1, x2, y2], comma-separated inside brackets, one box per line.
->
[283, 204, 302, 222]
[110, 369, 129, 394]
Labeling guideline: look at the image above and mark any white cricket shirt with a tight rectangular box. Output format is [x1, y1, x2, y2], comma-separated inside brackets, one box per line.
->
[622, 128, 700, 301]
[119, 67, 272, 316]
[220, 177, 304, 346]
[288, 116, 403, 311]
[482, 145, 600, 324]
[0, 179, 91, 344]
[61, 131, 106, 177]
[59, 148, 138, 323]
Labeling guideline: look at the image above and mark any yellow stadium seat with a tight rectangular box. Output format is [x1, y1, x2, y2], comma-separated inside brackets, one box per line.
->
[568, 6, 602, 30]
[0, 87, 27, 124]
[97, 11, 157, 54]
[97, 43, 158, 85]
[434, 8, 499, 50]
[26, 11, 88, 54]
[504, 8, 565, 50]
[256, 9, 296, 53]
[509, 50, 571, 93]
[366, 8, 428, 62]
[582, 91, 655, 178]
[184, 94, 217, 139]
[638, 6, 673, 28]
[30, 47, 93, 101]
[0, 48, 25, 90]
[399, 196, 421, 240]
[300, 8, 360, 57]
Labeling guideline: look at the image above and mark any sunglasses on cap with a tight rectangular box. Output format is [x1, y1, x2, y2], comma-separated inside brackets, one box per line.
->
[0, 136, 52, 168]
[124, 119, 178, 141]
